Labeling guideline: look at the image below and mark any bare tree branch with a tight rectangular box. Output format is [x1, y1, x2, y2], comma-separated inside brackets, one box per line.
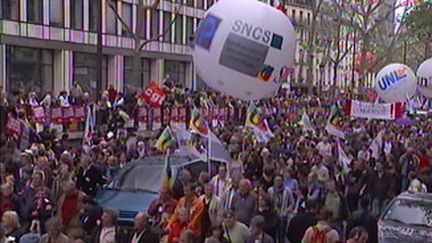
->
[107, 0, 134, 36]
[140, 0, 163, 10]
[139, 4, 182, 50]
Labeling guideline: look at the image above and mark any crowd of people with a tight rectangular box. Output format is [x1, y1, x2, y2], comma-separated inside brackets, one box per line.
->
[1, 83, 432, 243]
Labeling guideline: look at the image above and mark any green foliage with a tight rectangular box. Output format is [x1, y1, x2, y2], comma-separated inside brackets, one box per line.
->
[405, 2, 432, 37]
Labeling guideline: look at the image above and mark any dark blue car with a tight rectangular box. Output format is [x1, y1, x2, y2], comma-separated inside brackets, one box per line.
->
[95, 155, 226, 227]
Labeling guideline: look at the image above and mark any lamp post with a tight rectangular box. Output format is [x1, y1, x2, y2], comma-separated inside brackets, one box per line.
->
[96, 0, 103, 95]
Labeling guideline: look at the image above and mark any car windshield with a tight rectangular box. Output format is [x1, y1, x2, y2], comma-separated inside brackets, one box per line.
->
[384, 199, 432, 228]
[107, 164, 165, 193]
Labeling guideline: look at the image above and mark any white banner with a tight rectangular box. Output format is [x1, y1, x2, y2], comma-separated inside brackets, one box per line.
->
[346, 100, 402, 120]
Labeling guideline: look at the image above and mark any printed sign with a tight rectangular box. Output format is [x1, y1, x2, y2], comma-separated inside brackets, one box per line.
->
[141, 82, 166, 108]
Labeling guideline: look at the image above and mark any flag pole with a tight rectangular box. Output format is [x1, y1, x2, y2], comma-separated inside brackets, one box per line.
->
[207, 131, 211, 175]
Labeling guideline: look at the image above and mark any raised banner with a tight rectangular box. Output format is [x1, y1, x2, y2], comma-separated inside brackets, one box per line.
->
[6, 114, 22, 137]
[74, 106, 86, 122]
[32, 107, 45, 123]
[344, 100, 403, 120]
[140, 82, 166, 108]
[51, 107, 63, 124]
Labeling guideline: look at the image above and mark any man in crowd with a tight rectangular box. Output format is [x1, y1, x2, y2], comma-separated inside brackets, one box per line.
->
[129, 212, 159, 243]
[230, 179, 257, 226]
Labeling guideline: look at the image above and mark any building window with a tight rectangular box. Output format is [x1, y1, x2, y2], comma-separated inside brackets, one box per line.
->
[165, 60, 186, 86]
[106, 1, 117, 34]
[163, 12, 172, 43]
[185, 0, 193, 7]
[70, 0, 83, 29]
[137, 9, 148, 38]
[89, 0, 98, 31]
[186, 17, 193, 44]
[124, 57, 151, 93]
[122, 2, 132, 36]
[6, 46, 53, 96]
[50, 0, 64, 27]
[299, 10, 303, 22]
[73, 52, 107, 98]
[196, 0, 204, 9]
[1, 0, 20, 20]
[174, 15, 183, 44]
[150, 10, 160, 39]
[27, 0, 43, 24]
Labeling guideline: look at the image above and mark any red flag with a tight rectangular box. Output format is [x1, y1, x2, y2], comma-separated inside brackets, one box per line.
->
[139, 82, 166, 108]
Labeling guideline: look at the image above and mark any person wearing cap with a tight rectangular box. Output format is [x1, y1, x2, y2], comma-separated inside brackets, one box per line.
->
[245, 215, 274, 243]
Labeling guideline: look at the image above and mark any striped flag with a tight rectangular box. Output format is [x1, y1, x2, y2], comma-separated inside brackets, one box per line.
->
[245, 105, 266, 130]
[326, 104, 345, 139]
[190, 108, 209, 136]
[246, 105, 274, 142]
[161, 155, 174, 189]
[337, 139, 352, 173]
[155, 126, 177, 153]
[368, 130, 384, 160]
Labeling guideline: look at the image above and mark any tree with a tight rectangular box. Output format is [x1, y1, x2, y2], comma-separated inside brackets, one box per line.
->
[107, 0, 184, 93]
[316, 1, 354, 89]
[405, 2, 432, 60]
[324, 0, 413, 89]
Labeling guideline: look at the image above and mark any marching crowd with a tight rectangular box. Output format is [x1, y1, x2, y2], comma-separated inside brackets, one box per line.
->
[1, 84, 432, 243]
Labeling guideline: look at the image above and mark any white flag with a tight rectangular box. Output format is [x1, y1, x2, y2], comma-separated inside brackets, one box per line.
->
[171, 124, 205, 160]
[368, 130, 384, 160]
[300, 110, 316, 134]
[337, 140, 352, 173]
[325, 123, 345, 139]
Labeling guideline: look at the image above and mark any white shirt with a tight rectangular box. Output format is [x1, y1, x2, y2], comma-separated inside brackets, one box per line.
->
[317, 142, 332, 158]
[99, 226, 116, 243]
[131, 230, 145, 243]
[59, 95, 70, 107]
[211, 175, 231, 198]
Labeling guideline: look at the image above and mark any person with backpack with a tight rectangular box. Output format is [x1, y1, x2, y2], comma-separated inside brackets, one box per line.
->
[301, 209, 340, 243]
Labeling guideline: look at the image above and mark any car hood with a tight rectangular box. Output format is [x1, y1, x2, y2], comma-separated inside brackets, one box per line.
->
[379, 220, 432, 243]
[95, 189, 158, 226]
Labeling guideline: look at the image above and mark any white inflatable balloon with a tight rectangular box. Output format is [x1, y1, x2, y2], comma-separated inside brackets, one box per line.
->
[193, 0, 296, 100]
[417, 58, 432, 98]
[374, 63, 416, 103]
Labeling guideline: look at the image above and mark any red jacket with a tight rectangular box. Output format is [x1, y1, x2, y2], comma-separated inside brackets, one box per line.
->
[168, 220, 189, 243]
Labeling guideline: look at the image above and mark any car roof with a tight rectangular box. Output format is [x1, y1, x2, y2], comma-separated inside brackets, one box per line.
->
[396, 192, 432, 202]
[112, 155, 227, 193]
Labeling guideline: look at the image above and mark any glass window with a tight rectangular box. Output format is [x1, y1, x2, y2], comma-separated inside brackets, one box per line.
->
[150, 10, 160, 39]
[27, 0, 43, 24]
[137, 9, 148, 38]
[50, 0, 64, 27]
[186, 17, 193, 45]
[1, 0, 20, 20]
[163, 12, 172, 43]
[384, 199, 432, 227]
[89, 0, 98, 31]
[124, 57, 151, 94]
[73, 53, 107, 99]
[196, 0, 204, 9]
[6, 46, 53, 96]
[122, 2, 132, 36]
[207, 0, 214, 9]
[185, 0, 193, 7]
[165, 60, 186, 86]
[70, 0, 83, 29]
[106, 1, 117, 34]
[174, 16, 183, 44]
